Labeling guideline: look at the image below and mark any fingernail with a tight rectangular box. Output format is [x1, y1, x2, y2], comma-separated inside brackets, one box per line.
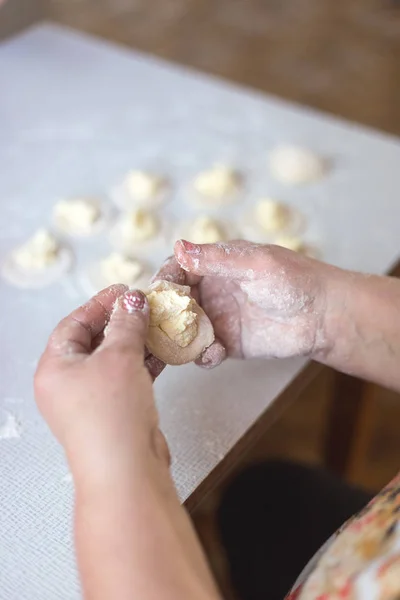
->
[122, 290, 146, 313]
[180, 239, 201, 254]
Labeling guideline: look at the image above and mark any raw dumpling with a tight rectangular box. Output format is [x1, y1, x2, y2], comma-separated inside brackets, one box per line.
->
[109, 208, 162, 253]
[13, 229, 60, 270]
[269, 145, 326, 184]
[1, 229, 72, 288]
[53, 197, 104, 236]
[125, 170, 164, 201]
[121, 209, 159, 242]
[193, 164, 240, 203]
[254, 199, 289, 233]
[187, 216, 227, 244]
[112, 170, 167, 209]
[101, 253, 144, 287]
[81, 252, 150, 295]
[145, 280, 215, 365]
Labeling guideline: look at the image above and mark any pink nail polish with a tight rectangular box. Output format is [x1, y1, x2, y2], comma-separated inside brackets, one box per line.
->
[122, 291, 145, 313]
[180, 239, 201, 254]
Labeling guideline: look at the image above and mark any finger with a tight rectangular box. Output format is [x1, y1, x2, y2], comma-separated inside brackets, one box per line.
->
[145, 354, 166, 381]
[46, 284, 128, 359]
[100, 289, 149, 358]
[151, 255, 201, 302]
[151, 255, 186, 285]
[195, 339, 227, 369]
[152, 255, 201, 287]
[174, 239, 270, 280]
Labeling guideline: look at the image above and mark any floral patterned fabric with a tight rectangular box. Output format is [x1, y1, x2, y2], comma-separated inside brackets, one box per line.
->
[287, 473, 400, 600]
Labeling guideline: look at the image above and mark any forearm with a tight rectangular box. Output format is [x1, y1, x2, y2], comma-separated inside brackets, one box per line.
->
[315, 269, 400, 392]
[71, 444, 221, 600]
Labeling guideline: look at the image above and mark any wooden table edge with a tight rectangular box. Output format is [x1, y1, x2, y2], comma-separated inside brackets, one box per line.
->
[185, 259, 400, 511]
[185, 360, 324, 513]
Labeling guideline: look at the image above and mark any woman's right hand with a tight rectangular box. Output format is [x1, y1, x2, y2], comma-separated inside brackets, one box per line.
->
[154, 240, 332, 366]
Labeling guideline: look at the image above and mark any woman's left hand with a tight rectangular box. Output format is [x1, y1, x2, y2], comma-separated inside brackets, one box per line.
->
[35, 285, 221, 600]
[34, 285, 169, 481]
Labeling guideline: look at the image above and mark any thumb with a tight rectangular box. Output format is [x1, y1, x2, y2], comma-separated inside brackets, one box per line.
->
[174, 239, 270, 280]
[101, 290, 149, 357]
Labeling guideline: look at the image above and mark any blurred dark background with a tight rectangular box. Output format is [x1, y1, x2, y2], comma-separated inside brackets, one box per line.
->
[2, 0, 400, 135]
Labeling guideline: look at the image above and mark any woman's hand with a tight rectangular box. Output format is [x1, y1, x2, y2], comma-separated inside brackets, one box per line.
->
[34, 284, 168, 481]
[156, 239, 400, 392]
[155, 240, 330, 366]
[35, 285, 221, 600]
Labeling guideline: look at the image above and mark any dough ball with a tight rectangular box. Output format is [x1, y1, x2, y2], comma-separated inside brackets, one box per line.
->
[269, 145, 326, 184]
[121, 208, 159, 242]
[193, 164, 240, 202]
[254, 199, 289, 233]
[53, 197, 103, 235]
[187, 216, 227, 244]
[1, 229, 72, 288]
[145, 280, 214, 365]
[275, 235, 304, 253]
[125, 170, 165, 201]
